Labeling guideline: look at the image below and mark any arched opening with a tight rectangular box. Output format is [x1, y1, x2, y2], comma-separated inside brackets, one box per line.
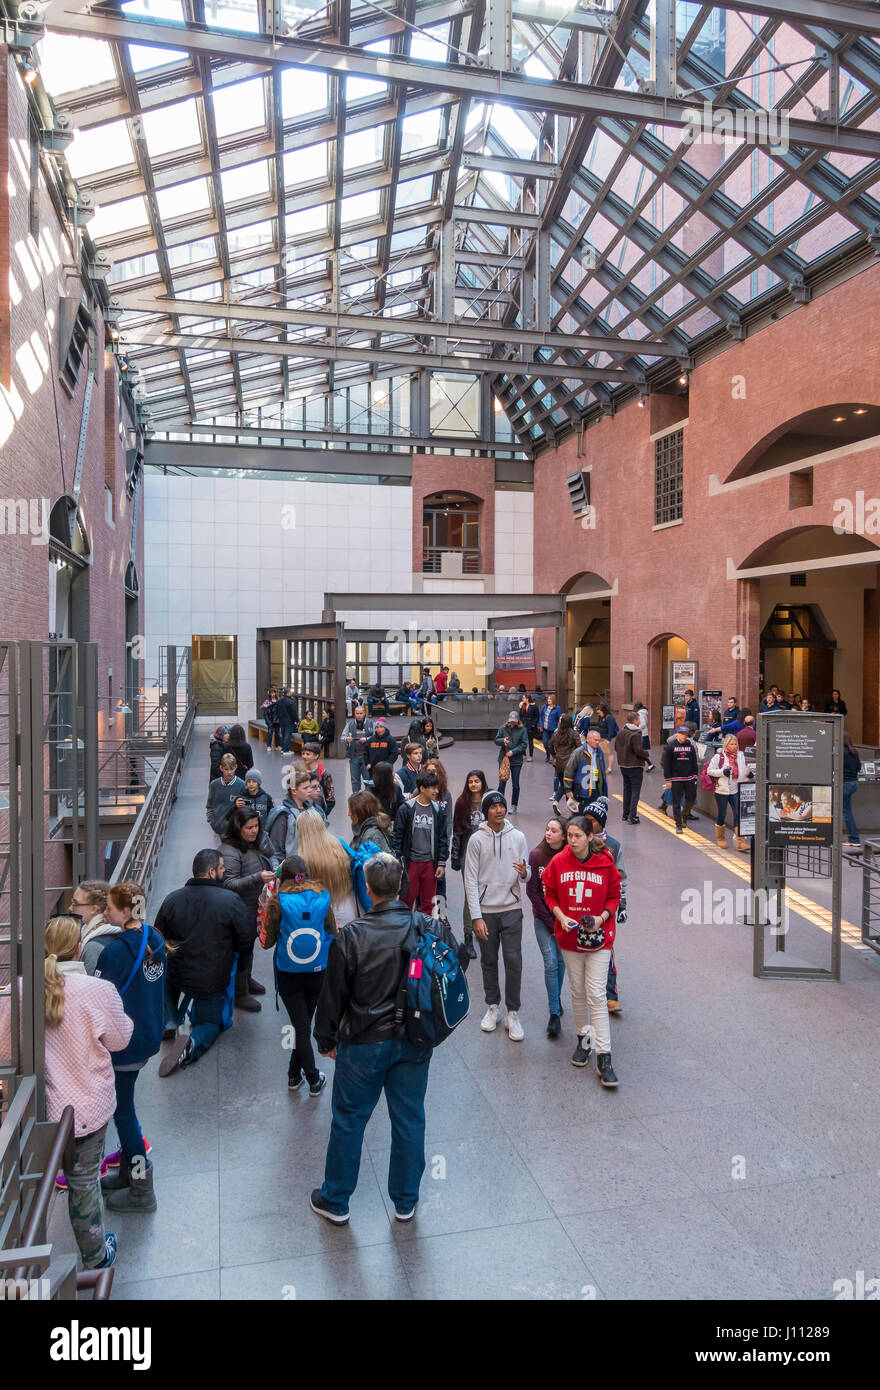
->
[422, 491, 481, 575]
[647, 633, 692, 741]
[725, 402, 880, 483]
[737, 525, 880, 741]
[561, 571, 613, 710]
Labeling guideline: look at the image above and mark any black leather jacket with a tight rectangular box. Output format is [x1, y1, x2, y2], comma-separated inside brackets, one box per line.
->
[314, 898, 469, 1051]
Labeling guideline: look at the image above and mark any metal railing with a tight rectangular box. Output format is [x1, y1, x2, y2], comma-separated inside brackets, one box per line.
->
[843, 838, 880, 956]
[422, 546, 481, 574]
[110, 698, 196, 902]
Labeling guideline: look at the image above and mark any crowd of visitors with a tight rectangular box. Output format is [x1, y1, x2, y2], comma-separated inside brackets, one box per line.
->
[22, 671, 865, 1261]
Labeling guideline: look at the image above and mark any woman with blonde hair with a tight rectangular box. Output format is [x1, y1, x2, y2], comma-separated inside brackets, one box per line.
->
[0, 916, 133, 1269]
[296, 808, 359, 927]
[707, 734, 753, 852]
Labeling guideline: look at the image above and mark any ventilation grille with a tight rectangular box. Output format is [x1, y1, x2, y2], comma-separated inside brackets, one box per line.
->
[566, 469, 591, 517]
[790, 573, 807, 587]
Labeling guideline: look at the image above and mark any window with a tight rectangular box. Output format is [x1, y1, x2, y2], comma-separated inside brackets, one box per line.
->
[654, 429, 683, 526]
[422, 492, 481, 573]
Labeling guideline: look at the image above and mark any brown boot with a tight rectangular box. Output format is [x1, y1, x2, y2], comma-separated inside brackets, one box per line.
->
[736, 836, 750, 853]
[714, 825, 726, 848]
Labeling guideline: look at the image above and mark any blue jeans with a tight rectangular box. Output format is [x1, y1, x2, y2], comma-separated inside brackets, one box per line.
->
[715, 791, 738, 827]
[166, 982, 229, 1062]
[112, 1069, 146, 1164]
[279, 724, 295, 753]
[349, 755, 368, 792]
[322, 1038, 431, 1215]
[498, 761, 522, 806]
[533, 918, 566, 1016]
[368, 697, 389, 717]
[843, 779, 860, 842]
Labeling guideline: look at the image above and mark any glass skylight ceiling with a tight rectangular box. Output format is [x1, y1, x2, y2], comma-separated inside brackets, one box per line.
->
[31, 0, 880, 448]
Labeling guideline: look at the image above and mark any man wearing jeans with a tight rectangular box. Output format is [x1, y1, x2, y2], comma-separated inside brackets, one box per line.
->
[153, 849, 254, 1075]
[310, 853, 469, 1225]
[464, 791, 531, 1042]
[342, 704, 374, 793]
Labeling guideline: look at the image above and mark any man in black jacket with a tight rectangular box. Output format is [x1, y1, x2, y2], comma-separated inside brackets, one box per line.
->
[310, 852, 468, 1225]
[391, 769, 449, 913]
[365, 717, 399, 775]
[154, 848, 255, 1074]
[274, 688, 298, 753]
[662, 726, 699, 834]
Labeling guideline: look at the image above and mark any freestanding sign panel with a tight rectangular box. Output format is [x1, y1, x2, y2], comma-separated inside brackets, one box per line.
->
[753, 712, 843, 980]
[738, 781, 756, 838]
[669, 661, 698, 729]
[699, 689, 723, 727]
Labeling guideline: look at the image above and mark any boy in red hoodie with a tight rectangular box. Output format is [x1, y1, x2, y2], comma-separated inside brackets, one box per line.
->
[540, 815, 622, 1087]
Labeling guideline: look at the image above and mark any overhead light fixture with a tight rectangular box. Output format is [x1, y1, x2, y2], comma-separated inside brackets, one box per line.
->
[854, 408, 868, 416]
[133, 689, 146, 702]
[116, 700, 132, 714]
[371, 382, 388, 405]
[637, 394, 646, 408]
[678, 372, 688, 387]
[21, 62, 37, 86]
[59, 736, 85, 751]
[832, 415, 846, 422]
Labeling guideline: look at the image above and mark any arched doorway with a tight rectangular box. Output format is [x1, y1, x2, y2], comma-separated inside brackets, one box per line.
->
[736, 526, 880, 741]
[561, 572, 613, 710]
[647, 633, 691, 742]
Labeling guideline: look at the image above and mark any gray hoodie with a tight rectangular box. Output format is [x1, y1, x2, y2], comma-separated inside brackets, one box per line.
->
[79, 914, 121, 975]
[463, 818, 531, 920]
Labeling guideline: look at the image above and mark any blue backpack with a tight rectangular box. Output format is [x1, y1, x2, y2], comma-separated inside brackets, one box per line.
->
[394, 910, 470, 1050]
[351, 838, 389, 913]
[276, 889, 334, 973]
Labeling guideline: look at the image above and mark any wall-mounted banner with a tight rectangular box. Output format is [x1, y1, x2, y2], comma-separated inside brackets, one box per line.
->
[494, 632, 535, 670]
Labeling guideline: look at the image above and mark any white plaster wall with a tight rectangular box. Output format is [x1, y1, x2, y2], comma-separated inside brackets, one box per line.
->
[493, 489, 534, 593]
[143, 473, 413, 716]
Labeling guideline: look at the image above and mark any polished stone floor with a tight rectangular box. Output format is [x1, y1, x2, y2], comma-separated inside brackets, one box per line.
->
[50, 719, 880, 1300]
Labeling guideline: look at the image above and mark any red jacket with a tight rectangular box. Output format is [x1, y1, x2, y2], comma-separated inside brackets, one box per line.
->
[540, 845, 622, 953]
[434, 670, 448, 694]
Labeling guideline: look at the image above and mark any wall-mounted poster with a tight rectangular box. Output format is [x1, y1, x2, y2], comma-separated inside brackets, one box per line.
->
[700, 689, 723, 727]
[767, 784, 833, 846]
[670, 660, 699, 728]
[494, 632, 535, 670]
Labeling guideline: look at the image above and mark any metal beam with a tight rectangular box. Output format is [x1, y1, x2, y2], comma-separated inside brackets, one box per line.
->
[122, 328, 644, 379]
[461, 152, 561, 179]
[151, 420, 531, 454]
[323, 590, 565, 613]
[708, 0, 880, 38]
[115, 291, 685, 356]
[144, 439, 533, 482]
[41, 6, 880, 155]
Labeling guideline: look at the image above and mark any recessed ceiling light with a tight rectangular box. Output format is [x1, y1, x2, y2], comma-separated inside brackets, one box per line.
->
[854, 408, 868, 415]
[832, 415, 845, 422]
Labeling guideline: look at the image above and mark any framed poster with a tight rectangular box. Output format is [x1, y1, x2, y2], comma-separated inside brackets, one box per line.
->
[767, 784, 833, 846]
[670, 660, 698, 727]
[738, 781, 756, 837]
[661, 704, 675, 730]
[700, 689, 723, 727]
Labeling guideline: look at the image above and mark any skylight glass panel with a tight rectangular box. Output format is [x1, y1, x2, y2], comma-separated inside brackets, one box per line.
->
[66, 122, 135, 179]
[410, 29, 449, 63]
[280, 68, 329, 118]
[222, 160, 271, 204]
[36, 34, 116, 96]
[89, 196, 150, 242]
[142, 100, 202, 157]
[129, 43, 188, 72]
[156, 178, 211, 221]
[205, 0, 261, 32]
[401, 108, 442, 154]
[212, 79, 266, 138]
[286, 205, 328, 239]
[228, 220, 275, 248]
[109, 252, 159, 284]
[166, 237, 218, 268]
[341, 191, 380, 224]
[123, 0, 184, 19]
[487, 104, 537, 156]
[348, 75, 388, 102]
[283, 144, 328, 187]
[395, 175, 436, 209]
[344, 128, 384, 170]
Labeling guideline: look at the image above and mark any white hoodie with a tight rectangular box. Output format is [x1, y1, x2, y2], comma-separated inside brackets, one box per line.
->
[464, 819, 531, 920]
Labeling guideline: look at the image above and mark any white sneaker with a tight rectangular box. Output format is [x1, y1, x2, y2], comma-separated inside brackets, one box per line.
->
[480, 1005, 500, 1032]
[505, 1011, 524, 1041]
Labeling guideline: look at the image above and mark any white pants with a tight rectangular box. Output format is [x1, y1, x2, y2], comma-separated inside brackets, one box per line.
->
[562, 949, 611, 1056]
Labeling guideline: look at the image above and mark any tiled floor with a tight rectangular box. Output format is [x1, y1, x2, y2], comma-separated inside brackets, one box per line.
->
[50, 720, 880, 1300]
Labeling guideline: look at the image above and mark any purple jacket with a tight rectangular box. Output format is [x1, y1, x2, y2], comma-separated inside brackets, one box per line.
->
[526, 847, 560, 929]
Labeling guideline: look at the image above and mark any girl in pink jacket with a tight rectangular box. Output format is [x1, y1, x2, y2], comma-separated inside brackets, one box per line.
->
[2, 915, 133, 1269]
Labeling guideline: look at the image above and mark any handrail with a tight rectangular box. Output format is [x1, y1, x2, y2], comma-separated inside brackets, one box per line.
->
[10, 1105, 74, 1284]
[110, 699, 196, 899]
[77, 1266, 115, 1300]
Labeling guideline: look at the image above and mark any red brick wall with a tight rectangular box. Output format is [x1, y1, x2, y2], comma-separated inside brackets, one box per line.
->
[0, 52, 143, 896]
[533, 265, 880, 733]
[410, 454, 496, 575]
